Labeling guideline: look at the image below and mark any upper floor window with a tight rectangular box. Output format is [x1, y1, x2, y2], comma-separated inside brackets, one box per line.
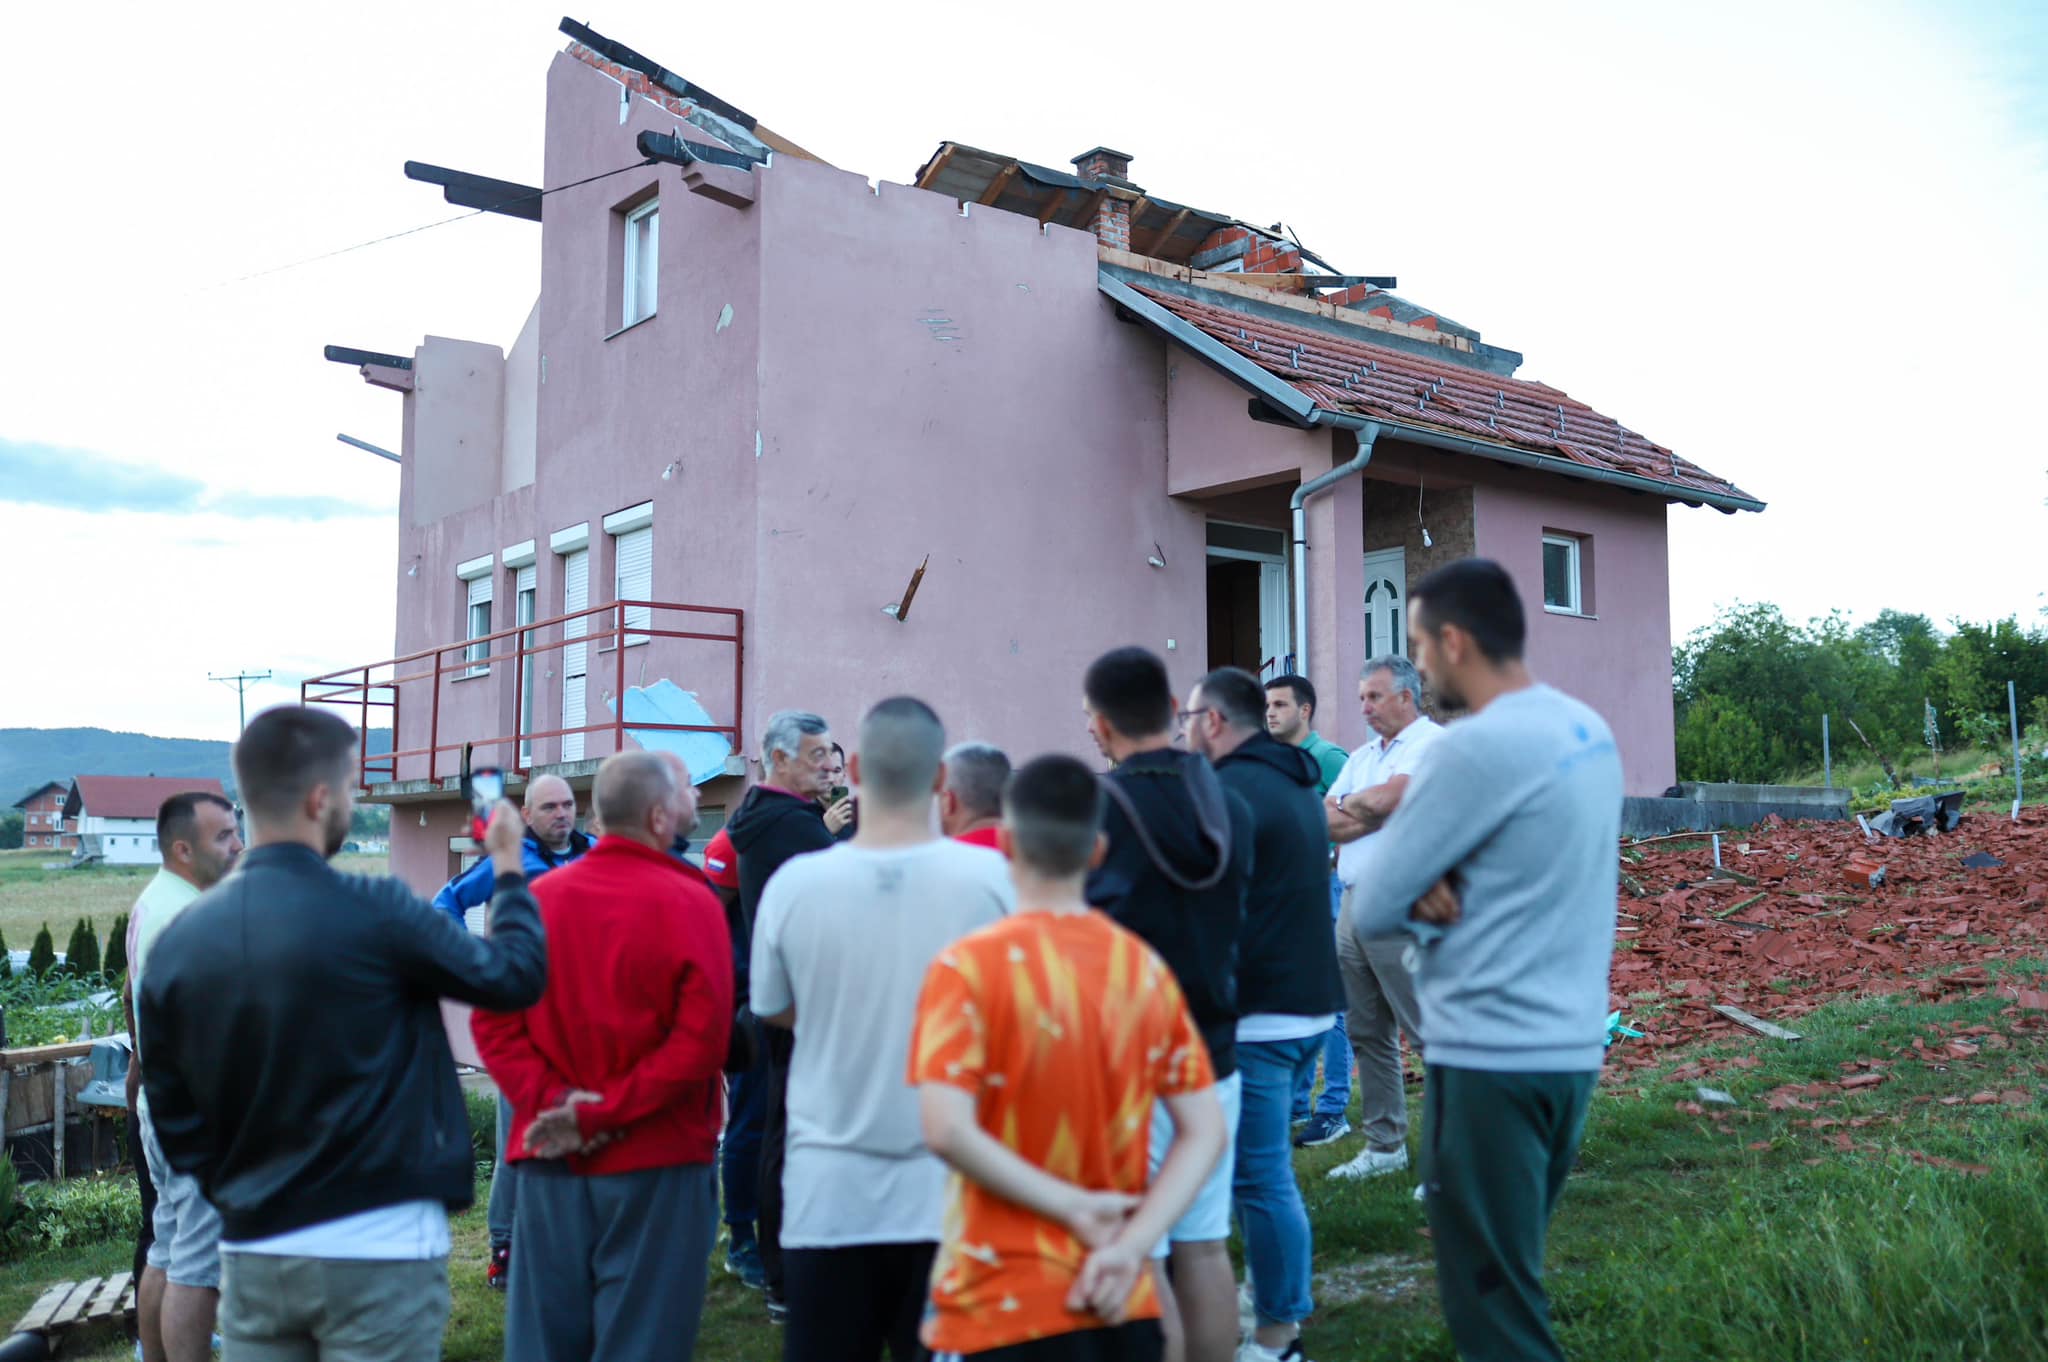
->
[623, 199, 658, 328]
[457, 553, 495, 676]
[1542, 533, 1584, 615]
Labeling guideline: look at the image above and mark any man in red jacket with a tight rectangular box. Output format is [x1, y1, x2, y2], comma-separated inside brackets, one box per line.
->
[473, 749, 734, 1362]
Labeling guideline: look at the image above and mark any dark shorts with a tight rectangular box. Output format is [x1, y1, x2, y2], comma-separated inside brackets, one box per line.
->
[934, 1320, 1164, 1362]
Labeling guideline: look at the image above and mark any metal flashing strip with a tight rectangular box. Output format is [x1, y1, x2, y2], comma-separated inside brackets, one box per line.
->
[455, 553, 495, 581]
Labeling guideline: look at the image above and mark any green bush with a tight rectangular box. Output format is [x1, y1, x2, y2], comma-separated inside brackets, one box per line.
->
[103, 914, 127, 982]
[0, 972, 126, 1046]
[0, 928, 10, 980]
[64, 919, 100, 980]
[466, 1087, 498, 1172]
[0, 1174, 142, 1262]
[27, 924, 56, 978]
[1674, 693, 1773, 783]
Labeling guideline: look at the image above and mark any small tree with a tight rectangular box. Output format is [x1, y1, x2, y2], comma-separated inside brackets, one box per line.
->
[0, 927, 10, 980]
[103, 914, 128, 981]
[28, 923, 56, 978]
[68, 918, 101, 980]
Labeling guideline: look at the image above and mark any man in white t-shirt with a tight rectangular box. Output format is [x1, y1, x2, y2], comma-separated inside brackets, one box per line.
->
[1324, 654, 1444, 1183]
[750, 697, 1012, 1362]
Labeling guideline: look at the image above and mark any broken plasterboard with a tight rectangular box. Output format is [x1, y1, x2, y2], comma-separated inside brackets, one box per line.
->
[607, 679, 735, 785]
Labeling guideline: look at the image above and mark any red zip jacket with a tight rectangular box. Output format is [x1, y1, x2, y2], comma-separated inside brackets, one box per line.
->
[473, 836, 733, 1174]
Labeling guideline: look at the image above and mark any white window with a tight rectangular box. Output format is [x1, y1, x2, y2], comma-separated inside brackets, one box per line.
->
[623, 199, 658, 328]
[457, 555, 495, 676]
[1542, 534, 1582, 615]
[604, 502, 654, 646]
[516, 564, 538, 763]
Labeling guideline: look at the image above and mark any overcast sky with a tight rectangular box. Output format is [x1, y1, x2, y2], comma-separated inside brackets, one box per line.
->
[3, 0, 2043, 741]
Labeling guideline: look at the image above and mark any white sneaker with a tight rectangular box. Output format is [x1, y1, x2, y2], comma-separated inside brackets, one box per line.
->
[1413, 1182, 1428, 1202]
[1327, 1145, 1409, 1181]
[1238, 1276, 1255, 1339]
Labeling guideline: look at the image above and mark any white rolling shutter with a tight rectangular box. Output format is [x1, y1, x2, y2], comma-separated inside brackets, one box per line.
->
[516, 565, 537, 762]
[614, 525, 652, 642]
[465, 575, 493, 675]
[562, 549, 588, 761]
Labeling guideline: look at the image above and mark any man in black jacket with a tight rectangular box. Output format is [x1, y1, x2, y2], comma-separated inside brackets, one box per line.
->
[140, 706, 546, 1362]
[724, 708, 837, 1320]
[1186, 667, 1346, 1362]
[1082, 647, 1250, 1362]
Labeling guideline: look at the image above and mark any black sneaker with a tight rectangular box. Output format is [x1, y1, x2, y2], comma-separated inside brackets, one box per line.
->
[486, 1243, 511, 1291]
[766, 1292, 789, 1324]
[1294, 1113, 1351, 1148]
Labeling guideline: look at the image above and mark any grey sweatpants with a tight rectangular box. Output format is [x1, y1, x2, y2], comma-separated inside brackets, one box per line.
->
[506, 1161, 717, 1362]
[1336, 885, 1425, 1152]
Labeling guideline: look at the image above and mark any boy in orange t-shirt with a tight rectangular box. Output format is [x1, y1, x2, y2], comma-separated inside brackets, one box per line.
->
[909, 755, 1227, 1361]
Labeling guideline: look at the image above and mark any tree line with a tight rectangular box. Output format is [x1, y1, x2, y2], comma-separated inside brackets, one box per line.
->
[1674, 605, 2048, 784]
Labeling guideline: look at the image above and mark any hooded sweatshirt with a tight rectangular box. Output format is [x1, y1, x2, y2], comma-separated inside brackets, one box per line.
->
[1214, 732, 1347, 1022]
[1086, 748, 1252, 1079]
[725, 784, 834, 1008]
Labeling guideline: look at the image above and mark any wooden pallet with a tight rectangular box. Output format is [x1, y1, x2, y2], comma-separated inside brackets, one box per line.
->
[14, 1271, 135, 1338]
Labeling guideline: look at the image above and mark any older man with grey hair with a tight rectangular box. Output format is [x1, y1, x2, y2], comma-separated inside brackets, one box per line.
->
[724, 708, 837, 1319]
[938, 742, 1010, 850]
[1324, 654, 1445, 1184]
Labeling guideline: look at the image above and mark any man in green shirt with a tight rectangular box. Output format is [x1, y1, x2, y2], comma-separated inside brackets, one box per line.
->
[1266, 674, 1356, 1146]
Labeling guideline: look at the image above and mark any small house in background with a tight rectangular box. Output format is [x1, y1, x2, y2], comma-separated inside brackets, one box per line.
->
[12, 781, 75, 852]
[63, 776, 227, 866]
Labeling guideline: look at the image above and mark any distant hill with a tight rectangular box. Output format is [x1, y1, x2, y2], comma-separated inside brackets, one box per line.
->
[1, 726, 392, 803]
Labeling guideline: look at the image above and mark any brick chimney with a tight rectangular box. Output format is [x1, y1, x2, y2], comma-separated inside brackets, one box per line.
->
[1071, 146, 1134, 182]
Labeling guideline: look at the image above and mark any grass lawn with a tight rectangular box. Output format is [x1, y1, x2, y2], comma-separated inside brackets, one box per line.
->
[12, 973, 2045, 1360]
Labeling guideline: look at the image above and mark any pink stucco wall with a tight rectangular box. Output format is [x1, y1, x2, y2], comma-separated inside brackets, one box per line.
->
[1470, 467, 1676, 793]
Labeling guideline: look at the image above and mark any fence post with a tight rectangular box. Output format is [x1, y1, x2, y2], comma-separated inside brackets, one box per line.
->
[2012, 680, 2024, 822]
[1822, 713, 1832, 789]
[51, 1062, 65, 1180]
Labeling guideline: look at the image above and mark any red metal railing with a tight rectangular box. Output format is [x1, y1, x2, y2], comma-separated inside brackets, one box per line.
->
[300, 600, 745, 791]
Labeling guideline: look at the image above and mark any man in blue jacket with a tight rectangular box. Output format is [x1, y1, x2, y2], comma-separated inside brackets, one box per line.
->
[430, 772, 588, 1290]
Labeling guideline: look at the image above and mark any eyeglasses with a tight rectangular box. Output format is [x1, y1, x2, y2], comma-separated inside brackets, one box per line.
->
[1176, 707, 1214, 727]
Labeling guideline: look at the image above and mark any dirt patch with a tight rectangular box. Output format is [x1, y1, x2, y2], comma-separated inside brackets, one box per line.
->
[1314, 1252, 1432, 1307]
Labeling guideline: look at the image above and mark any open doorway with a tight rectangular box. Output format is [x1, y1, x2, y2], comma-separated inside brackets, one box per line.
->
[1206, 522, 1291, 677]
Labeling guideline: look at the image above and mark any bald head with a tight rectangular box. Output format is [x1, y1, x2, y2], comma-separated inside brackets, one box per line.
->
[522, 774, 577, 852]
[592, 751, 680, 849]
[652, 750, 701, 842]
[855, 696, 946, 811]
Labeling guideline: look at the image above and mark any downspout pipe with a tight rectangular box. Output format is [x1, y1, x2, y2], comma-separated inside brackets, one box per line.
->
[1290, 418, 1381, 679]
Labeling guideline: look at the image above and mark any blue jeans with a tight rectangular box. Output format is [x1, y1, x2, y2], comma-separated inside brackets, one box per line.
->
[1293, 874, 1353, 1121]
[722, 1065, 767, 1229]
[1235, 1034, 1322, 1326]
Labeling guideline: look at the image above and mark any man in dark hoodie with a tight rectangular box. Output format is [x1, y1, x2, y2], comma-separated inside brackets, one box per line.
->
[1186, 667, 1346, 1362]
[724, 708, 836, 1322]
[1083, 647, 1251, 1362]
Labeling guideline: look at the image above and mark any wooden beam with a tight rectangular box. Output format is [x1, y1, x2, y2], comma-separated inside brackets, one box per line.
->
[1143, 205, 1192, 255]
[84, 1274, 131, 1322]
[977, 161, 1020, 206]
[1712, 1003, 1803, 1041]
[16, 1282, 74, 1333]
[918, 143, 958, 189]
[1, 1040, 95, 1065]
[1037, 192, 1068, 226]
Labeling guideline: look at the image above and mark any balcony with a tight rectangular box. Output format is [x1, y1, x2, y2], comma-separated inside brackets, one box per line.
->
[302, 600, 745, 799]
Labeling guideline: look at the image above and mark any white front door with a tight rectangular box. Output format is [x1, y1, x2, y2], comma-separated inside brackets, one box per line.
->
[1363, 547, 1407, 660]
[561, 549, 588, 761]
[1258, 561, 1291, 678]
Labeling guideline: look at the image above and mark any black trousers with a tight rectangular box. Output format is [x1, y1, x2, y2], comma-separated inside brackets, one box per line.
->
[758, 1054, 791, 1296]
[936, 1321, 1164, 1361]
[782, 1241, 935, 1362]
[129, 1109, 157, 1283]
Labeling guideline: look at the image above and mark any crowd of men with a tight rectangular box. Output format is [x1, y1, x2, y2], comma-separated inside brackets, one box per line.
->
[123, 556, 1621, 1362]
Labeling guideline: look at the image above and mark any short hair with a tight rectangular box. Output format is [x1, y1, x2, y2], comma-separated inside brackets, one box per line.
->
[1003, 755, 1103, 877]
[1361, 654, 1424, 705]
[157, 790, 234, 850]
[829, 741, 846, 764]
[857, 697, 946, 808]
[1264, 673, 1317, 716]
[761, 710, 829, 763]
[943, 742, 1011, 819]
[1195, 667, 1267, 732]
[593, 750, 677, 832]
[233, 707, 357, 822]
[1410, 558, 1526, 663]
[1083, 647, 1175, 739]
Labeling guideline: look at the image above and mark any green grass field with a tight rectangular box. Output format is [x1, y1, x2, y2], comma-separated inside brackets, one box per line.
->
[9, 971, 2045, 1360]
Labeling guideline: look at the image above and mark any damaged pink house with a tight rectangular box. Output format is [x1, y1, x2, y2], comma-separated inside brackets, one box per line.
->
[310, 20, 1762, 893]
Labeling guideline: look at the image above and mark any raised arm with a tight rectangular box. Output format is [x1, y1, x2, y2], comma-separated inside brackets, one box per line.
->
[390, 803, 547, 1011]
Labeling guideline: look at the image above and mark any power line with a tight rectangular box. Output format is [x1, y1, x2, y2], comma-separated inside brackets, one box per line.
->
[209, 670, 272, 733]
[198, 157, 658, 292]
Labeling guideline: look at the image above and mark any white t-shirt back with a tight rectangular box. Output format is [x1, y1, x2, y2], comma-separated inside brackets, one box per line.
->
[750, 838, 1012, 1248]
[1331, 717, 1446, 888]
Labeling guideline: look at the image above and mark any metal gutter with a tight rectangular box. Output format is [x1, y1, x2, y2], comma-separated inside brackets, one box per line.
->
[1290, 421, 1381, 677]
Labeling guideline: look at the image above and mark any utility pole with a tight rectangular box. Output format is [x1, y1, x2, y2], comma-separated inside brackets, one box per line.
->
[209, 670, 272, 734]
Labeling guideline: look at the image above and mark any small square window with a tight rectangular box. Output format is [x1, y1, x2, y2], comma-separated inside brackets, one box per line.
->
[1542, 534, 1582, 615]
[623, 200, 658, 328]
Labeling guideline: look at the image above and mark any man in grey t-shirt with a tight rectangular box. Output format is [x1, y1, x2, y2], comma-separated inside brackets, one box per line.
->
[750, 697, 1011, 1362]
[1347, 559, 1620, 1362]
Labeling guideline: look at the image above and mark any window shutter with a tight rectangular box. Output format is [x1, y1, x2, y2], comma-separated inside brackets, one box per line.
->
[515, 564, 536, 597]
[562, 549, 589, 761]
[615, 526, 653, 637]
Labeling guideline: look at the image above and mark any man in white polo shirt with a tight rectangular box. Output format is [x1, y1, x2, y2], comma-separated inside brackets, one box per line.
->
[1323, 654, 1443, 1183]
[128, 791, 242, 1362]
